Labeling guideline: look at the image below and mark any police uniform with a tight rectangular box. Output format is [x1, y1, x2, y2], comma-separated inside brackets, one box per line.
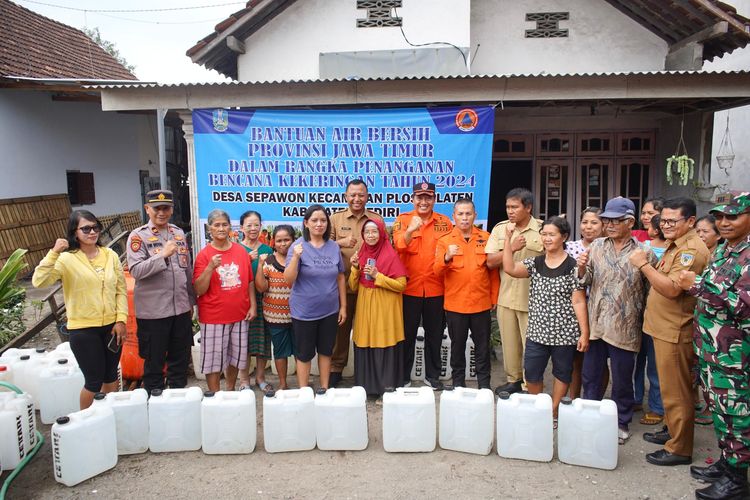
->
[127, 190, 195, 393]
[643, 228, 709, 458]
[328, 207, 384, 379]
[689, 192, 750, 498]
[392, 183, 453, 387]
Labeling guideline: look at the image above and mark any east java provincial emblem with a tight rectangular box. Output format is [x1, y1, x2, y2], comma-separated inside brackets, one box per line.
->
[212, 109, 229, 132]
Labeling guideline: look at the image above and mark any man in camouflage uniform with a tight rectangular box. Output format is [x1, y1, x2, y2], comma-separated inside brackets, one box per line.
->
[678, 191, 750, 500]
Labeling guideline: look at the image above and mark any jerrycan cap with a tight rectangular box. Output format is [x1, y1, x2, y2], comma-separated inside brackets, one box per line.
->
[561, 397, 573, 405]
[35, 348, 46, 353]
[204, 391, 215, 398]
[20, 355, 30, 360]
[151, 389, 163, 397]
[498, 391, 510, 400]
[57, 358, 68, 365]
[0, 365, 6, 371]
[197, 338, 201, 343]
[416, 335, 425, 341]
[443, 385, 455, 391]
[56, 416, 70, 425]
[94, 392, 106, 400]
[264, 389, 276, 398]
[384, 387, 396, 393]
[316, 387, 327, 396]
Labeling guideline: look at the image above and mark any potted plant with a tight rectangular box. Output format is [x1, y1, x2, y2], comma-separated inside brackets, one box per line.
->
[692, 163, 719, 202]
[0, 248, 29, 348]
[665, 121, 695, 186]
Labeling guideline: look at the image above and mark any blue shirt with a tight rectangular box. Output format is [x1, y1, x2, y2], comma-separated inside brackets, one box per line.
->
[289, 239, 344, 321]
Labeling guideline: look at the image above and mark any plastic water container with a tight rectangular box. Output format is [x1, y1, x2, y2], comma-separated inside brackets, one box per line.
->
[148, 387, 203, 452]
[53, 342, 73, 356]
[0, 365, 13, 385]
[439, 387, 494, 455]
[439, 331, 452, 381]
[0, 348, 36, 361]
[51, 399, 117, 486]
[496, 392, 553, 462]
[0, 393, 35, 468]
[465, 337, 477, 381]
[105, 389, 149, 455]
[24, 355, 57, 405]
[410, 328, 426, 381]
[37, 359, 85, 424]
[8, 355, 34, 396]
[191, 332, 206, 380]
[201, 389, 256, 454]
[382, 386, 436, 452]
[0, 402, 27, 470]
[263, 387, 316, 453]
[314, 387, 368, 451]
[558, 397, 619, 470]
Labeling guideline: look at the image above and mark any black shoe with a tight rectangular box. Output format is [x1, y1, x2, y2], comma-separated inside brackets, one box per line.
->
[424, 379, 444, 391]
[645, 449, 692, 466]
[494, 381, 522, 397]
[695, 467, 749, 500]
[328, 372, 342, 388]
[643, 425, 671, 445]
[691, 458, 727, 483]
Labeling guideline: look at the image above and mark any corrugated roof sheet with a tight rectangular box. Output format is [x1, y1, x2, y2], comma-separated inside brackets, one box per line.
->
[0, 0, 137, 80]
[87, 69, 750, 89]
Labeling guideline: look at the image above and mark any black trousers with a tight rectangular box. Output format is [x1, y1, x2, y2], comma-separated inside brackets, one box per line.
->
[136, 312, 192, 394]
[402, 295, 445, 384]
[446, 309, 492, 389]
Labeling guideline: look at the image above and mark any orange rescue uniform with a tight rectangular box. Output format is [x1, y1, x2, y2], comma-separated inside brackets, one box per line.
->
[392, 209, 453, 297]
[434, 226, 500, 314]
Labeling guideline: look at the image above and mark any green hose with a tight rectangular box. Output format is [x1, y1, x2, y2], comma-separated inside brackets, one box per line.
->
[0, 381, 45, 500]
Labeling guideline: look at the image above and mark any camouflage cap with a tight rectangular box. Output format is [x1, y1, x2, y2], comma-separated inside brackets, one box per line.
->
[710, 191, 750, 215]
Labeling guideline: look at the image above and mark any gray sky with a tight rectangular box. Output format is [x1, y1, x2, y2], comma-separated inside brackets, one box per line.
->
[16, 0, 240, 83]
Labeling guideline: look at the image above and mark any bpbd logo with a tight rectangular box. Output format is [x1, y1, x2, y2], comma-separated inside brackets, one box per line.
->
[455, 108, 479, 132]
[212, 109, 229, 132]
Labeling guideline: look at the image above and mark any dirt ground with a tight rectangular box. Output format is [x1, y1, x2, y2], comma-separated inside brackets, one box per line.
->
[2, 284, 718, 499]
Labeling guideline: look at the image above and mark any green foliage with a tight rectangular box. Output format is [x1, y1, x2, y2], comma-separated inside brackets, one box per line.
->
[0, 249, 28, 347]
[82, 27, 136, 74]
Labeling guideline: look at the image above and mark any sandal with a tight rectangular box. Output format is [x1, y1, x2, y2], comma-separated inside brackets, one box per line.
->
[639, 412, 664, 425]
[695, 410, 713, 426]
[258, 381, 274, 394]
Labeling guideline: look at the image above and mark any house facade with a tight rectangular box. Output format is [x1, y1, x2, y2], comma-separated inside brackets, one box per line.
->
[99, 0, 750, 238]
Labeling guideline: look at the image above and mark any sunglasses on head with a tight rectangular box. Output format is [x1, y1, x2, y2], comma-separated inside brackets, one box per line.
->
[713, 211, 749, 222]
[78, 224, 102, 234]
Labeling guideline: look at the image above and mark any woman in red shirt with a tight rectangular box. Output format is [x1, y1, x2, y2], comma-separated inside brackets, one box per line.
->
[193, 209, 257, 392]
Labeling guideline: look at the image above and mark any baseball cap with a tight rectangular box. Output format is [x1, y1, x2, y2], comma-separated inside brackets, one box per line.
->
[710, 191, 750, 215]
[145, 189, 174, 207]
[599, 196, 636, 219]
[412, 182, 436, 195]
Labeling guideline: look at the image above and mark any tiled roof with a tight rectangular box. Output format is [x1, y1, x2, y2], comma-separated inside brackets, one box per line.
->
[0, 0, 137, 80]
[188, 0, 750, 80]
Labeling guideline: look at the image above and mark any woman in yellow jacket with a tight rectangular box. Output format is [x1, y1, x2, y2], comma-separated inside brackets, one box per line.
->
[33, 210, 127, 409]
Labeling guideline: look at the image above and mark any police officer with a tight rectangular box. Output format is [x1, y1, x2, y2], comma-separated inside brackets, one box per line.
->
[678, 191, 750, 500]
[127, 190, 195, 394]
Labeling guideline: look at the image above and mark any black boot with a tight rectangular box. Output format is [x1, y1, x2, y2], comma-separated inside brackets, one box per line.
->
[494, 380, 522, 396]
[695, 464, 749, 500]
[691, 458, 726, 483]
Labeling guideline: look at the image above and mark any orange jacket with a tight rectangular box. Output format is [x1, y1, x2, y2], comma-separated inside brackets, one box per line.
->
[393, 209, 453, 297]
[434, 226, 500, 313]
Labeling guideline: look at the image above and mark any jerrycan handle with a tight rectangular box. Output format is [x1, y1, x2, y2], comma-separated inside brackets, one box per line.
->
[402, 389, 421, 396]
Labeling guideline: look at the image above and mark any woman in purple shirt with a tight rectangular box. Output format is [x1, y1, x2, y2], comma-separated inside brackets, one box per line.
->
[284, 204, 346, 389]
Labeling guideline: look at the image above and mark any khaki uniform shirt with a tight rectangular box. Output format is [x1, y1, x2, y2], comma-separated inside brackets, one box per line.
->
[485, 217, 544, 312]
[643, 229, 710, 344]
[330, 208, 384, 295]
[126, 221, 195, 320]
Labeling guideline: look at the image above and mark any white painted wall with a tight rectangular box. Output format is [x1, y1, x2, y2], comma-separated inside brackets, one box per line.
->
[470, 0, 667, 75]
[0, 90, 159, 216]
[237, 0, 470, 82]
[704, 0, 750, 191]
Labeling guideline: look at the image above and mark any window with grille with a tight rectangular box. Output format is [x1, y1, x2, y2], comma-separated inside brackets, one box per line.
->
[356, 0, 402, 28]
[525, 12, 569, 38]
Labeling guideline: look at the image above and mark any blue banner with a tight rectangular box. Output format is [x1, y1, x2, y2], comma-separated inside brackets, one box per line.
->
[192, 106, 494, 245]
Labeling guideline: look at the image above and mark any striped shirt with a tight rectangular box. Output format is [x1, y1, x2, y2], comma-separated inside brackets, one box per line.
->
[261, 255, 292, 324]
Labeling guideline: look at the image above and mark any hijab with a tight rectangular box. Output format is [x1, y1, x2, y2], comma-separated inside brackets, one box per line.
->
[356, 218, 408, 289]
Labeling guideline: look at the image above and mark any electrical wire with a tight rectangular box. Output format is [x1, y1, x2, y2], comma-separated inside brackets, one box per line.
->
[96, 12, 223, 25]
[18, 0, 244, 13]
[393, 7, 468, 69]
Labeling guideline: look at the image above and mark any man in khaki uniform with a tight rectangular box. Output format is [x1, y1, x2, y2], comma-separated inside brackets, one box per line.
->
[486, 188, 544, 395]
[630, 197, 709, 466]
[328, 179, 383, 387]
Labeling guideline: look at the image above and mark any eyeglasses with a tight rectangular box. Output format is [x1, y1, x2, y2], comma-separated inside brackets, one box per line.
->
[78, 225, 102, 234]
[600, 218, 627, 226]
[659, 217, 686, 228]
[713, 211, 749, 222]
